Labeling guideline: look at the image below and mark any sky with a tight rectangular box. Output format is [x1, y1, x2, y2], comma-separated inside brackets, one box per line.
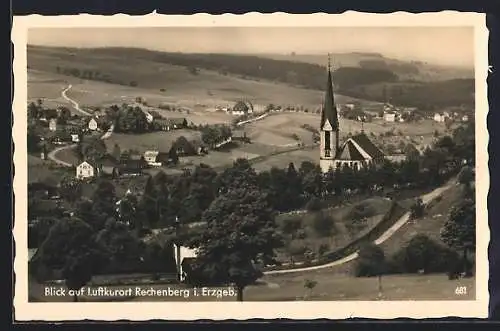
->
[28, 27, 474, 67]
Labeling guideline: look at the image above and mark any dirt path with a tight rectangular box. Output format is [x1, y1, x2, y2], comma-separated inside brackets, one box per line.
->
[61, 84, 93, 116]
[263, 180, 455, 275]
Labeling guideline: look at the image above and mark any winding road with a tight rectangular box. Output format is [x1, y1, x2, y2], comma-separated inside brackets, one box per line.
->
[47, 85, 114, 167]
[263, 180, 454, 275]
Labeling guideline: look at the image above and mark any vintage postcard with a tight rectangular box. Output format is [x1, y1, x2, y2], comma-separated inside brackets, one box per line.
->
[12, 12, 489, 320]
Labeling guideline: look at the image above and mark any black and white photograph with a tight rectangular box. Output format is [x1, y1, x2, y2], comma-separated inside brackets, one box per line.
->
[12, 12, 489, 320]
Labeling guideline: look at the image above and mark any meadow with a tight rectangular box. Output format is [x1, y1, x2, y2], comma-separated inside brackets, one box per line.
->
[246, 273, 475, 301]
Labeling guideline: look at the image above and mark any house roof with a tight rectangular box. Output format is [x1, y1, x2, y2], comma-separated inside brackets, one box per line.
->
[350, 133, 385, 159]
[168, 118, 187, 125]
[320, 68, 339, 130]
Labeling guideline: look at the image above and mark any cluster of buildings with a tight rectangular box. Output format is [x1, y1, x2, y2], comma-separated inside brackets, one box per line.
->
[433, 111, 469, 123]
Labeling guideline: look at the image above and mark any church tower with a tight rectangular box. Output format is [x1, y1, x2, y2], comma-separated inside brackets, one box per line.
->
[319, 55, 340, 173]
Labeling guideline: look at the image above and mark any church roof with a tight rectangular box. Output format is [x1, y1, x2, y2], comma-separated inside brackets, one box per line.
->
[337, 132, 385, 161]
[320, 68, 339, 131]
[351, 132, 385, 159]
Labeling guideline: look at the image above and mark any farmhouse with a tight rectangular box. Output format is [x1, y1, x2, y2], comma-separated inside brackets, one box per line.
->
[433, 113, 447, 123]
[144, 150, 160, 165]
[88, 118, 98, 131]
[319, 57, 385, 173]
[384, 112, 396, 122]
[76, 161, 96, 179]
[71, 134, 80, 143]
[116, 159, 146, 177]
[231, 100, 254, 116]
[153, 118, 188, 131]
[96, 154, 119, 176]
[48, 118, 57, 132]
[462, 115, 469, 122]
[170, 136, 208, 156]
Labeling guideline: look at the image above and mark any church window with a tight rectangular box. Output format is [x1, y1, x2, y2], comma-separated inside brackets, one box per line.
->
[324, 131, 331, 150]
[325, 149, 330, 157]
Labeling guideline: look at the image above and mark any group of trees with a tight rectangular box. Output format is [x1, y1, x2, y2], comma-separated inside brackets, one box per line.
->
[199, 124, 232, 148]
[28, 100, 72, 125]
[55, 65, 138, 87]
[356, 193, 476, 280]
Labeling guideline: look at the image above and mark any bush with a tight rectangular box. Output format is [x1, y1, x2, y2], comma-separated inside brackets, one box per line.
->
[354, 243, 386, 277]
[388, 234, 460, 274]
[312, 211, 335, 237]
[306, 197, 323, 212]
[410, 198, 425, 219]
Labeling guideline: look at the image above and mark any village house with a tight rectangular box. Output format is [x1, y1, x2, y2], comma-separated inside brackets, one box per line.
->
[462, 115, 470, 122]
[76, 161, 96, 179]
[384, 112, 396, 122]
[97, 154, 119, 177]
[153, 118, 188, 131]
[231, 101, 254, 116]
[88, 118, 98, 131]
[143, 150, 162, 166]
[48, 118, 57, 132]
[145, 112, 154, 124]
[115, 158, 147, 177]
[433, 112, 448, 123]
[71, 134, 80, 143]
[170, 136, 208, 156]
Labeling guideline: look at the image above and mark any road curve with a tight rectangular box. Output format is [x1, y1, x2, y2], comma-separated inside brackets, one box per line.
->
[47, 144, 77, 167]
[61, 85, 93, 116]
[263, 181, 454, 275]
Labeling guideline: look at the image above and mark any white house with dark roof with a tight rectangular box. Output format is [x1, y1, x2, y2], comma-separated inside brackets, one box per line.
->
[76, 161, 95, 179]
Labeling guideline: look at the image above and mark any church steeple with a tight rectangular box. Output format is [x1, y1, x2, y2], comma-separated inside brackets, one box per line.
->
[320, 54, 339, 131]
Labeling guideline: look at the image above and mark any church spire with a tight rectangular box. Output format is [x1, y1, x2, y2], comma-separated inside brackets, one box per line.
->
[320, 53, 339, 131]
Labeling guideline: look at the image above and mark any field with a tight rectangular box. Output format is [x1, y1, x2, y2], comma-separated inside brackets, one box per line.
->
[27, 155, 71, 184]
[246, 273, 475, 301]
[104, 130, 202, 154]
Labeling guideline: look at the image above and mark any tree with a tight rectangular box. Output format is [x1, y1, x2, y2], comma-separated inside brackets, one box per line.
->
[312, 211, 335, 237]
[281, 218, 302, 239]
[355, 243, 386, 277]
[440, 199, 476, 275]
[112, 144, 122, 161]
[32, 217, 103, 302]
[58, 107, 71, 124]
[303, 279, 318, 299]
[458, 166, 474, 197]
[410, 198, 425, 220]
[28, 102, 40, 119]
[58, 174, 82, 203]
[187, 185, 283, 301]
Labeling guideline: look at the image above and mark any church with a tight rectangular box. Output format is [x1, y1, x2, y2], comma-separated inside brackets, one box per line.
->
[319, 59, 385, 173]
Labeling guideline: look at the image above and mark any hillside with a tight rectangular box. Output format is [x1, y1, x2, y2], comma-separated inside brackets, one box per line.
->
[27, 45, 474, 110]
[260, 52, 474, 81]
[27, 46, 376, 111]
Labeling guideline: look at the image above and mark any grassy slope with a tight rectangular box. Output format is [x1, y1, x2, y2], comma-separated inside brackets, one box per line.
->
[379, 182, 467, 256]
[27, 46, 375, 111]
